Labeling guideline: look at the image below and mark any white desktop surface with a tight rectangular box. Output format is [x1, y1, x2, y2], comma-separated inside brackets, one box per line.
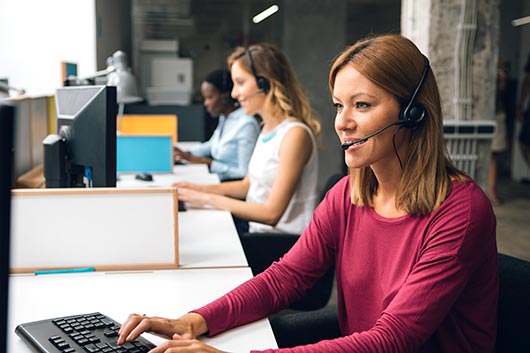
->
[8, 267, 278, 352]
[117, 164, 217, 188]
[178, 209, 247, 268]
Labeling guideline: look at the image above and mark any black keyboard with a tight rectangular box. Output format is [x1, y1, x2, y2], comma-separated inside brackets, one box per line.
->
[15, 312, 155, 353]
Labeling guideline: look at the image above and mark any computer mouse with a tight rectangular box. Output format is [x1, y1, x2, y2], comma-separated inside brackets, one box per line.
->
[135, 173, 153, 181]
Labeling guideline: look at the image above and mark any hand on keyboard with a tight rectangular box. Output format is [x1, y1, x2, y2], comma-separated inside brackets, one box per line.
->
[16, 312, 155, 353]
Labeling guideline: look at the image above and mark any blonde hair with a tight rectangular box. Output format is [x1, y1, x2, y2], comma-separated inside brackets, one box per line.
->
[329, 34, 465, 216]
[227, 43, 320, 139]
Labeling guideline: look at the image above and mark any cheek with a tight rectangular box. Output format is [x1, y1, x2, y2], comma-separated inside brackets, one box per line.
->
[334, 114, 343, 135]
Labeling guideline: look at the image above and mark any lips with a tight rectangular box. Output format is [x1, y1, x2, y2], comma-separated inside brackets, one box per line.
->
[343, 138, 367, 148]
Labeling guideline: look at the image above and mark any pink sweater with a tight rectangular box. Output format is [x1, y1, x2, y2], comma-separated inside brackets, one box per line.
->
[194, 177, 499, 353]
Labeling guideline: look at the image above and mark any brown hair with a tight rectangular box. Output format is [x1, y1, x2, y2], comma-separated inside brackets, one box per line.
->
[329, 34, 465, 216]
[227, 43, 320, 139]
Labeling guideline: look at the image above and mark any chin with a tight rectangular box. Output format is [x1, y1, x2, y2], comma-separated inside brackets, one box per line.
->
[345, 156, 368, 170]
[243, 106, 256, 116]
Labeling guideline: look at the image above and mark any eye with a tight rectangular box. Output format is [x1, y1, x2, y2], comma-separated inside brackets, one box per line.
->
[333, 102, 343, 113]
[355, 101, 370, 109]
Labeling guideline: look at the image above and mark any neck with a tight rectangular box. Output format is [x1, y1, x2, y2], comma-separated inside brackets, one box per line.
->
[260, 111, 286, 134]
[370, 162, 406, 217]
[220, 105, 236, 118]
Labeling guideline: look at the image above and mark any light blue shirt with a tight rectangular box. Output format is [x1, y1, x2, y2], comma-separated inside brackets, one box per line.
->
[190, 108, 260, 181]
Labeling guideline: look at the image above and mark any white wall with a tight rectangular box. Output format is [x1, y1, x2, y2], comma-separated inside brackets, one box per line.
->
[0, 0, 97, 96]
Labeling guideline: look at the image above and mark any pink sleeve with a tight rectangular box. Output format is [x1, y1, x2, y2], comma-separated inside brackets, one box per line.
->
[191, 178, 346, 338]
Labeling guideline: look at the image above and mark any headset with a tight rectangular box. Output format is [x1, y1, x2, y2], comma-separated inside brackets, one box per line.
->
[398, 55, 430, 128]
[341, 55, 431, 151]
[245, 48, 271, 94]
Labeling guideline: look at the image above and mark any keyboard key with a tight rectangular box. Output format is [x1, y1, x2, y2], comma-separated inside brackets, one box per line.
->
[16, 312, 157, 353]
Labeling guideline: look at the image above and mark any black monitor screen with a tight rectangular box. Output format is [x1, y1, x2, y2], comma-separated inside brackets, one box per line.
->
[0, 103, 15, 353]
[44, 85, 117, 187]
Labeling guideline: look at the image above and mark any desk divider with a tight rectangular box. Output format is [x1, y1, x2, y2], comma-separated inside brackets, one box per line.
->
[10, 188, 179, 274]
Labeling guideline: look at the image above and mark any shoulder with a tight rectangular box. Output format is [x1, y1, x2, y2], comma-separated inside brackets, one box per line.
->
[431, 177, 496, 263]
[432, 177, 494, 227]
[445, 177, 493, 216]
[281, 120, 314, 143]
[277, 124, 313, 160]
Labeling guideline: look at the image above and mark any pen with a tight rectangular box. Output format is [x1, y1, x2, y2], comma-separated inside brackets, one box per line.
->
[34, 267, 95, 275]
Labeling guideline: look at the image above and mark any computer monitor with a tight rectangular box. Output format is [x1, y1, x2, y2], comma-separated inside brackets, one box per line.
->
[43, 86, 117, 187]
[0, 103, 15, 353]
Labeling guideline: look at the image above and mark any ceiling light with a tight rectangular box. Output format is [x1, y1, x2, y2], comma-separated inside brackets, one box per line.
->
[512, 16, 530, 27]
[252, 5, 279, 24]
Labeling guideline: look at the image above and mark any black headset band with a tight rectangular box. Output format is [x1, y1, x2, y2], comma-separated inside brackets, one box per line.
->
[403, 55, 430, 114]
[245, 48, 259, 80]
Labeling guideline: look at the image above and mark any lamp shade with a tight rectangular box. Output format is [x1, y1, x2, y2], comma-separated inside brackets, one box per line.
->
[106, 51, 142, 104]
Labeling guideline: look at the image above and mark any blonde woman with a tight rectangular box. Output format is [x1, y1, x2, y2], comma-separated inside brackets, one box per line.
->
[175, 43, 320, 235]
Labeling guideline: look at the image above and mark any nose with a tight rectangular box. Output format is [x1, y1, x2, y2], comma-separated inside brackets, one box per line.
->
[334, 107, 355, 133]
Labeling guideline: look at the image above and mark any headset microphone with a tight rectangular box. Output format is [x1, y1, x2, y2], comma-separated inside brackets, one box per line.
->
[341, 55, 430, 151]
[341, 121, 401, 150]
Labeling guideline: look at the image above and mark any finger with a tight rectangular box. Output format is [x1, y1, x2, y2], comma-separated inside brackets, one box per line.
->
[117, 313, 144, 344]
[125, 317, 154, 342]
[177, 189, 192, 202]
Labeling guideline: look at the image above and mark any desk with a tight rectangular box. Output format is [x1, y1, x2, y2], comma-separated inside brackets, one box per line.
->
[117, 164, 217, 188]
[8, 267, 278, 352]
[178, 209, 247, 268]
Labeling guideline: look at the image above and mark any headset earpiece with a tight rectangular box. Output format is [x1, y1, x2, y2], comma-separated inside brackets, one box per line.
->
[246, 48, 270, 94]
[398, 55, 430, 128]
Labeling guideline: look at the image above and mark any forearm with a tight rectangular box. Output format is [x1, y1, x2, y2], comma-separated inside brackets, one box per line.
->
[188, 155, 212, 166]
[225, 198, 283, 226]
[210, 160, 246, 181]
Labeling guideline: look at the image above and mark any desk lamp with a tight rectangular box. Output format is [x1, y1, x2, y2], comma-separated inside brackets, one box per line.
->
[0, 79, 25, 98]
[106, 50, 143, 130]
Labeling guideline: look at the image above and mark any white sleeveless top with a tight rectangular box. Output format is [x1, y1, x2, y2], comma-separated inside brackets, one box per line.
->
[246, 118, 318, 234]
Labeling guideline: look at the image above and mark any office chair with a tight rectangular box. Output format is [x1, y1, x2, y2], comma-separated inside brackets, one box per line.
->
[496, 253, 530, 353]
[240, 173, 345, 311]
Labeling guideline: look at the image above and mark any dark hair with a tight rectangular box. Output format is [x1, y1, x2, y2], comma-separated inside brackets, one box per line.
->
[204, 69, 233, 94]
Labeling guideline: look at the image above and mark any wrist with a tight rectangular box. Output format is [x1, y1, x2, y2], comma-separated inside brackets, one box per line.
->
[186, 312, 208, 336]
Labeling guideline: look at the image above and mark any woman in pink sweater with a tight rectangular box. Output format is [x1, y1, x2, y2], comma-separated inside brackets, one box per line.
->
[117, 34, 498, 353]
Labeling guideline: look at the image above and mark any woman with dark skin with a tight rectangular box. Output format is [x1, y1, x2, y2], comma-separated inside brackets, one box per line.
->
[174, 69, 259, 181]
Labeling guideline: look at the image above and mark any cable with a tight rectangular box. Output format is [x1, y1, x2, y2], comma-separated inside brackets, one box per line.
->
[392, 125, 404, 170]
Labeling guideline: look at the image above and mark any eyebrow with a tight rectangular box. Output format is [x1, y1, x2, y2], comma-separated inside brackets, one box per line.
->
[332, 92, 377, 101]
